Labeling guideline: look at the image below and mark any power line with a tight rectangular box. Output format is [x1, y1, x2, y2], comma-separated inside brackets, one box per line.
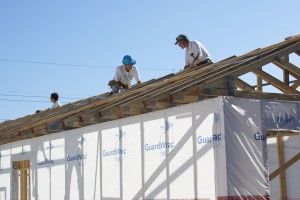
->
[0, 58, 179, 71]
[0, 89, 93, 96]
[0, 98, 70, 103]
[0, 93, 82, 100]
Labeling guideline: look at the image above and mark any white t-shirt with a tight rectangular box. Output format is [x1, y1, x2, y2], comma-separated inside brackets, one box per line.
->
[114, 65, 141, 85]
[185, 41, 211, 65]
[52, 101, 61, 108]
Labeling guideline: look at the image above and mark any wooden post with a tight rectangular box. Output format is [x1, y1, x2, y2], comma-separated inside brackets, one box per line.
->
[20, 169, 28, 200]
[283, 56, 290, 86]
[257, 66, 263, 91]
[277, 135, 287, 200]
[13, 160, 29, 200]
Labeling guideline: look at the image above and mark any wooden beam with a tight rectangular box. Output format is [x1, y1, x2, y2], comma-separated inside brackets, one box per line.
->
[20, 169, 28, 200]
[252, 69, 300, 94]
[199, 88, 229, 97]
[273, 60, 300, 79]
[267, 129, 300, 138]
[16, 129, 35, 141]
[283, 68, 290, 86]
[13, 160, 30, 170]
[270, 151, 300, 181]
[100, 110, 122, 120]
[172, 92, 199, 104]
[201, 88, 300, 102]
[291, 80, 300, 89]
[121, 106, 145, 115]
[256, 66, 263, 91]
[277, 136, 287, 199]
[234, 78, 255, 91]
[143, 101, 171, 109]
[32, 124, 49, 136]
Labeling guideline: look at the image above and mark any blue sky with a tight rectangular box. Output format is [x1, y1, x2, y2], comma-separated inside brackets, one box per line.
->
[0, 0, 299, 121]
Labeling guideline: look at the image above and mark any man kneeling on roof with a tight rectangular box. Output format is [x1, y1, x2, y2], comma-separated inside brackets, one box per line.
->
[175, 34, 212, 70]
[108, 55, 142, 94]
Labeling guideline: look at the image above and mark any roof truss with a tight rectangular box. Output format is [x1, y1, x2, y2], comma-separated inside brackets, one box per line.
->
[1, 35, 300, 145]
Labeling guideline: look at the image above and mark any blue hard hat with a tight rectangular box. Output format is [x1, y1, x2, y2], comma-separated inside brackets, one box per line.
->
[122, 55, 136, 66]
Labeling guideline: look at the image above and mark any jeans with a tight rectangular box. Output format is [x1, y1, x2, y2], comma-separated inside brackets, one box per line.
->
[111, 85, 120, 93]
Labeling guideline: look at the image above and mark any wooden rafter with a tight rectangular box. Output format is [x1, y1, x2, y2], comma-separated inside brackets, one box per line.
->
[274, 59, 300, 77]
[252, 68, 300, 94]
[234, 78, 255, 91]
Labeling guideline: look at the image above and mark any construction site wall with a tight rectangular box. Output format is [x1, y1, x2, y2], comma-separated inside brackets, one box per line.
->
[0, 97, 299, 199]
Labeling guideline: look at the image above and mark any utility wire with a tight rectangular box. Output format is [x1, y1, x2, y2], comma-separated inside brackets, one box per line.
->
[0, 93, 82, 100]
[0, 58, 179, 71]
[0, 89, 93, 96]
[0, 98, 70, 103]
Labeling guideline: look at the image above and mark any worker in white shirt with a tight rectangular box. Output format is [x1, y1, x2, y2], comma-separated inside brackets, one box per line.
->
[108, 55, 142, 94]
[50, 92, 62, 108]
[175, 34, 212, 70]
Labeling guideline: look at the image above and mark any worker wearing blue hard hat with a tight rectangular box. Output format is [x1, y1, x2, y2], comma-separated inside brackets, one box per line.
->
[108, 55, 142, 94]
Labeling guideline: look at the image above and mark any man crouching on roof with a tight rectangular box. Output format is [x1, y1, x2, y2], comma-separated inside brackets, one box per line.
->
[175, 34, 212, 70]
[108, 55, 142, 94]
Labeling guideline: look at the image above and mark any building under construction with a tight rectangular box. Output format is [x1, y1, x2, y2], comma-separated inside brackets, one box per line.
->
[0, 35, 300, 200]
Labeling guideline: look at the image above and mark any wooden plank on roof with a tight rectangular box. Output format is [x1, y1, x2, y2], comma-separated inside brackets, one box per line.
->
[252, 68, 299, 94]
